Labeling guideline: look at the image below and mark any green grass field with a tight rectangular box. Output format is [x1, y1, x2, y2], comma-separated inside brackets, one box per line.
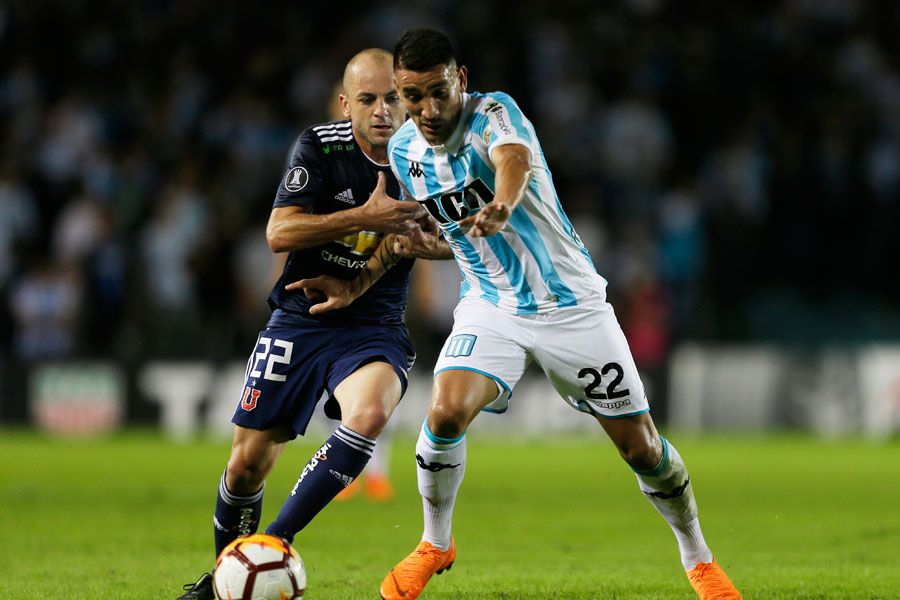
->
[1, 431, 898, 599]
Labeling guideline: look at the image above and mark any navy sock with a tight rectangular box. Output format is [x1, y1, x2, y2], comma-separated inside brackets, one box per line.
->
[213, 472, 264, 558]
[265, 425, 374, 543]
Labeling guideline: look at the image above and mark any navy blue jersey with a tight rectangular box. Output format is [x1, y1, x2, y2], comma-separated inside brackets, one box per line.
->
[267, 120, 414, 326]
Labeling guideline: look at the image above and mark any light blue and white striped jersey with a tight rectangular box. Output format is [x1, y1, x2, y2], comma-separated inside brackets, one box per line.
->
[389, 91, 607, 314]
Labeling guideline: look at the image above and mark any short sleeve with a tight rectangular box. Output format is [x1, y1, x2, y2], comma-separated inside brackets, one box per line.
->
[481, 92, 534, 154]
[273, 130, 326, 208]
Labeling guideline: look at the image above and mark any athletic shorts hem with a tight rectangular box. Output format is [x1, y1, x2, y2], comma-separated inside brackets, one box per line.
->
[434, 366, 512, 414]
[434, 366, 512, 396]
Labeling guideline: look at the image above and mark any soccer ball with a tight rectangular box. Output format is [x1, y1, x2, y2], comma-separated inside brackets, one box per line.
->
[213, 534, 306, 599]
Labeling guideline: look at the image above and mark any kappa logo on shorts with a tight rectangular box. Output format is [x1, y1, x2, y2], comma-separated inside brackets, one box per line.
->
[445, 334, 477, 358]
[241, 386, 261, 411]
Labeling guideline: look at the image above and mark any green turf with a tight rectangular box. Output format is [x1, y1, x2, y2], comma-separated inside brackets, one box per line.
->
[1, 430, 898, 599]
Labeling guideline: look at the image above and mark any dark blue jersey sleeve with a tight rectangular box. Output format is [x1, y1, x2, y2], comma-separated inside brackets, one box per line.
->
[273, 130, 325, 208]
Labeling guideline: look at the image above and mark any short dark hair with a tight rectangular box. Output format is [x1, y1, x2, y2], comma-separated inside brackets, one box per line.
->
[393, 27, 457, 71]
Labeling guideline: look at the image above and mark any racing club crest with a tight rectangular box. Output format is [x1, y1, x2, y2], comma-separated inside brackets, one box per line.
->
[445, 334, 477, 358]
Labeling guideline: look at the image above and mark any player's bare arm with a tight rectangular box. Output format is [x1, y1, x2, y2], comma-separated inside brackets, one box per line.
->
[458, 143, 532, 237]
[267, 172, 424, 252]
[285, 218, 450, 314]
[285, 231, 404, 314]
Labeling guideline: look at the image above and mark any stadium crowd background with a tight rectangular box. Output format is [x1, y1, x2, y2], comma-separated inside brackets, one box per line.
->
[1, 1, 899, 422]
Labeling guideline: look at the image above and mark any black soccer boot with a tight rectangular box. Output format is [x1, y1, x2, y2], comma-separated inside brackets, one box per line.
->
[177, 572, 214, 600]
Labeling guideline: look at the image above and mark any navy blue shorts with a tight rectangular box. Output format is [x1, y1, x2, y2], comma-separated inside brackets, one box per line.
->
[231, 322, 415, 438]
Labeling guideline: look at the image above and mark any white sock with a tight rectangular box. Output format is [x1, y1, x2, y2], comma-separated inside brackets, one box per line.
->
[635, 438, 713, 570]
[415, 422, 466, 551]
[672, 517, 711, 570]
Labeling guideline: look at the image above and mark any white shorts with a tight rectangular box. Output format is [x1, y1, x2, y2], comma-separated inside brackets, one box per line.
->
[433, 296, 649, 419]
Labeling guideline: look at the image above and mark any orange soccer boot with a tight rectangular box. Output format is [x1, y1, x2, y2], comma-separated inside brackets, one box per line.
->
[334, 477, 362, 501]
[380, 538, 456, 600]
[687, 560, 743, 600]
[364, 473, 395, 501]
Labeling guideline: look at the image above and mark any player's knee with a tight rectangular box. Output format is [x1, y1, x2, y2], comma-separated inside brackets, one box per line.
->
[617, 434, 663, 472]
[342, 403, 391, 438]
[428, 396, 471, 438]
[226, 451, 269, 494]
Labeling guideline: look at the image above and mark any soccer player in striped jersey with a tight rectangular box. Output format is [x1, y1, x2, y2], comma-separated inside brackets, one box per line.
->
[297, 28, 741, 600]
[382, 28, 741, 600]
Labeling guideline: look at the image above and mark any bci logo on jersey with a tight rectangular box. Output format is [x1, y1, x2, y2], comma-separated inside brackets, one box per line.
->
[284, 166, 309, 192]
[420, 178, 495, 224]
[445, 334, 477, 358]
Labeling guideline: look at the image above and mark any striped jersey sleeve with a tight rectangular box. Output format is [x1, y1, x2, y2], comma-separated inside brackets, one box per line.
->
[475, 92, 534, 154]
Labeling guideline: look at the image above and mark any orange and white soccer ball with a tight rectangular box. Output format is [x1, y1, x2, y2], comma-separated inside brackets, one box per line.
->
[213, 534, 306, 599]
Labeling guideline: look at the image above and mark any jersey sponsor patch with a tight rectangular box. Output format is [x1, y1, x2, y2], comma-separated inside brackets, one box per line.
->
[486, 102, 513, 137]
[284, 166, 309, 192]
[445, 333, 477, 357]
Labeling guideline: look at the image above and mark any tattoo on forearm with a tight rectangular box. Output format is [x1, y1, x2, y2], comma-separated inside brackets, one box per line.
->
[358, 269, 373, 292]
[358, 234, 400, 294]
[378, 234, 400, 270]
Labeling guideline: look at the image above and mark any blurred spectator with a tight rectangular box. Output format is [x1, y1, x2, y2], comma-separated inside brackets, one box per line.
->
[37, 94, 102, 186]
[599, 92, 672, 190]
[656, 178, 706, 336]
[53, 191, 107, 266]
[9, 259, 81, 361]
[702, 127, 769, 223]
[865, 134, 900, 203]
[139, 164, 209, 312]
[0, 163, 39, 287]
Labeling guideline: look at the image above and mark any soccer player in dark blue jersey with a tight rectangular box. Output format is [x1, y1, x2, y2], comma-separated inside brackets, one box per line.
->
[178, 48, 439, 599]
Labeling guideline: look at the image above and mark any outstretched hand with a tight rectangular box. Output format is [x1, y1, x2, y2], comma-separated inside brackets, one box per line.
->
[458, 202, 512, 237]
[393, 216, 448, 259]
[285, 275, 359, 315]
[359, 172, 425, 234]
